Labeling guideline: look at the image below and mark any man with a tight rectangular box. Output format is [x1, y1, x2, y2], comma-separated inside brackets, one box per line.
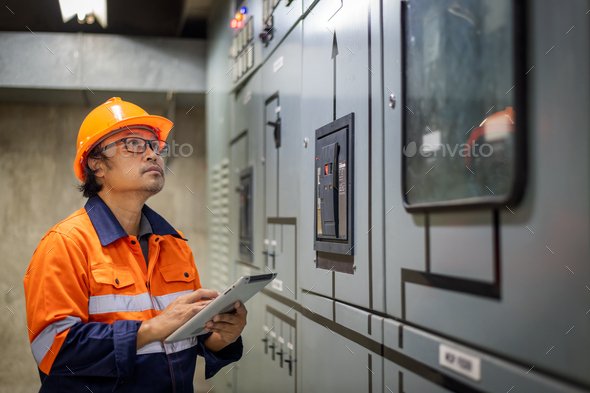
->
[23, 97, 246, 392]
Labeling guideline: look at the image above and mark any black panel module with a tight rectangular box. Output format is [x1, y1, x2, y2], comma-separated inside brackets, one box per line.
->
[314, 113, 354, 257]
[239, 167, 254, 261]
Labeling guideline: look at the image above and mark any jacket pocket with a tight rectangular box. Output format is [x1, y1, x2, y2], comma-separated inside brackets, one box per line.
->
[88, 264, 144, 316]
[159, 264, 196, 284]
[153, 264, 197, 311]
[91, 263, 135, 290]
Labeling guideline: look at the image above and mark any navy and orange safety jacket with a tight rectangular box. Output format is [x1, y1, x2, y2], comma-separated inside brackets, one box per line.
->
[24, 195, 242, 392]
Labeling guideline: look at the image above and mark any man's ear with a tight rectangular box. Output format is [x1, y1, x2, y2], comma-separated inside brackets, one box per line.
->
[88, 157, 105, 178]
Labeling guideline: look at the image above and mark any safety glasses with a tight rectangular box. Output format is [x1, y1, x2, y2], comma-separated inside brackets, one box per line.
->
[102, 137, 170, 157]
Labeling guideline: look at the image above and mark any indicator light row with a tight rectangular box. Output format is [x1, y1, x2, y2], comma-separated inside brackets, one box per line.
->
[231, 7, 248, 29]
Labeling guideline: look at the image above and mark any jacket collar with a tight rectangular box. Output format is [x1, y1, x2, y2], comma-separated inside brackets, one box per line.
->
[84, 195, 186, 247]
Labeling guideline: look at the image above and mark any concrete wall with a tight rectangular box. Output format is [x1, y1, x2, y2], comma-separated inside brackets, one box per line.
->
[0, 32, 207, 93]
[0, 102, 209, 392]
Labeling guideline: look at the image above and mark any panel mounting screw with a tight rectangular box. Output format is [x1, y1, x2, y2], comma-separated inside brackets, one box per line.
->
[303, 138, 309, 148]
[389, 93, 396, 109]
[353, 264, 357, 271]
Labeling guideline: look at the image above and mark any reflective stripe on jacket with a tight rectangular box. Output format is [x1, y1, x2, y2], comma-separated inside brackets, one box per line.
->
[24, 195, 242, 392]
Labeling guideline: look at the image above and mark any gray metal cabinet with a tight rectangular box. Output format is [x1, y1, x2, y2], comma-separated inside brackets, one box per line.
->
[231, 73, 264, 272]
[206, 0, 590, 391]
[259, 22, 303, 303]
[299, 0, 384, 312]
[429, 211, 495, 282]
[383, 0, 590, 387]
[264, 223, 297, 301]
[382, 0, 428, 320]
[329, 0, 374, 311]
[232, 262, 264, 393]
[383, 319, 589, 393]
[261, 22, 303, 220]
[237, 293, 298, 393]
[300, 305, 383, 393]
[299, 0, 338, 299]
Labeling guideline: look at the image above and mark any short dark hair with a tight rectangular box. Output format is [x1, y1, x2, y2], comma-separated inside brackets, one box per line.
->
[77, 144, 112, 198]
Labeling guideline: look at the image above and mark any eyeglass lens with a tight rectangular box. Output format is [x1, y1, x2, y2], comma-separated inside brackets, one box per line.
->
[125, 138, 169, 155]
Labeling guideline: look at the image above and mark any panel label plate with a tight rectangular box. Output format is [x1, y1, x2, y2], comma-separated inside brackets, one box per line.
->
[439, 344, 481, 381]
[273, 56, 284, 73]
[243, 90, 251, 105]
[272, 279, 283, 291]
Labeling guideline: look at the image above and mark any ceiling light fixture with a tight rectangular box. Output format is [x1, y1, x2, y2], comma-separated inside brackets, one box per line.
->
[59, 0, 107, 28]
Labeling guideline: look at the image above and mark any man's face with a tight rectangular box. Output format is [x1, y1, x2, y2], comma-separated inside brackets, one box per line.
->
[89, 127, 166, 196]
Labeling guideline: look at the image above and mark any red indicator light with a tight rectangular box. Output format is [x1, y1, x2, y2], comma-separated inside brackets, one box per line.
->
[325, 165, 328, 175]
[236, 20, 243, 28]
[230, 19, 238, 28]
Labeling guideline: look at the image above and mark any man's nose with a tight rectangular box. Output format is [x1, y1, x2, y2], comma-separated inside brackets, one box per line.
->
[145, 144, 159, 160]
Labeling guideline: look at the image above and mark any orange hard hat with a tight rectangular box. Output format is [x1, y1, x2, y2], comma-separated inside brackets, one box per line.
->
[74, 97, 173, 182]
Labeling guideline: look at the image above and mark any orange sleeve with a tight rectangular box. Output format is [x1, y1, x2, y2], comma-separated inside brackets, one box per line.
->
[23, 230, 89, 374]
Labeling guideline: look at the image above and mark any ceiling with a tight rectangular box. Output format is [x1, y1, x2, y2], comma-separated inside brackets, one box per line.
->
[0, 0, 214, 38]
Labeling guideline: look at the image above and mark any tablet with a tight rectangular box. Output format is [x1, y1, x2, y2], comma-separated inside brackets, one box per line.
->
[164, 273, 277, 343]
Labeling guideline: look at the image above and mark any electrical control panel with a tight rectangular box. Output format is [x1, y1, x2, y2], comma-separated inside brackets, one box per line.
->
[205, 0, 590, 391]
[314, 113, 354, 256]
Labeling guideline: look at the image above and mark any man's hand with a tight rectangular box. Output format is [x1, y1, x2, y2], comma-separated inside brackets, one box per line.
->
[203, 301, 248, 352]
[137, 288, 219, 349]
